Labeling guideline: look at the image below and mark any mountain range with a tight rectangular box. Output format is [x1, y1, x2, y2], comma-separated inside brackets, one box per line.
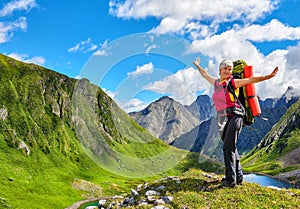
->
[130, 84, 299, 161]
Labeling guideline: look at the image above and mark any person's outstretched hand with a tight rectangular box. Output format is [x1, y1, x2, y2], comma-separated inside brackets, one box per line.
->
[267, 67, 279, 79]
[193, 57, 201, 67]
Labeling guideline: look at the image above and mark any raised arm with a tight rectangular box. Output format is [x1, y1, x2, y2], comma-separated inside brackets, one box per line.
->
[192, 57, 216, 85]
[235, 67, 279, 88]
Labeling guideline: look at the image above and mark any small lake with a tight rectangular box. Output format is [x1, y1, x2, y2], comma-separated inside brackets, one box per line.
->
[244, 173, 297, 189]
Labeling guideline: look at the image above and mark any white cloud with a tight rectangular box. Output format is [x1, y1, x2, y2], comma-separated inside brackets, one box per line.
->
[109, 0, 279, 35]
[127, 62, 154, 79]
[145, 44, 157, 54]
[0, 16, 27, 43]
[26, 56, 45, 65]
[0, 0, 37, 44]
[187, 20, 300, 99]
[150, 17, 187, 34]
[0, 1, 42, 66]
[143, 67, 210, 105]
[93, 49, 109, 56]
[189, 21, 295, 59]
[101, 88, 148, 113]
[102, 88, 119, 99]
[122, 98, 149, 113]
[68, 38, 98, 53]
[69, 39, 112, 56]
[6, 52, 45, 65]
[243, 19, 300, 42]
[0, 0, 37, 17]
[286, 43, 300, 70]
[93, 40, 110, 56]
[74, 75, 82, 79]
[108, 0, 300, 102]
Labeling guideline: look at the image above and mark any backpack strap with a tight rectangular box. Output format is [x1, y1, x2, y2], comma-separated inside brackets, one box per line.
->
[226, 77, 246, 115]
[226, 77, 236, 99]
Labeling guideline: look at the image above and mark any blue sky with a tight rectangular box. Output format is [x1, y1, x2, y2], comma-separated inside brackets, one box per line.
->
[1, 0, 300, 112]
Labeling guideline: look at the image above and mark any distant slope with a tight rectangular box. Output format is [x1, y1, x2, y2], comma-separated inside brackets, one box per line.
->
[0, 54, 221, 209]
[171, 116, 223, 161]
[241, 99, 300, 184]
[185, 94, 214, 121]
[237, 86, 299, 154]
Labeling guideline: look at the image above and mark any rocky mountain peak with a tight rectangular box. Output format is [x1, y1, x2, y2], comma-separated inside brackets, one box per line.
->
[129, 96, 200, 144]
[276, 86, 299, 108]
[152, 95, 176, 107]
[157, 95, 174, 102]
[282, 86, 297, 99]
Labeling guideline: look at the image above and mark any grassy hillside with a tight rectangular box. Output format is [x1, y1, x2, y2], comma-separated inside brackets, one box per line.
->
[241, 99, 300, 184]
[143, 169, 300, 208]
[1, 135, 220, 209]
[0, 54, 221, 208]
[80, 168, 300, 209]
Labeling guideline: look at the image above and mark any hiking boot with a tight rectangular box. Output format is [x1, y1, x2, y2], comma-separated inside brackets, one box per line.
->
[220, 180, 236, 188]
[237, 179, 243, 185]
[222, 177, 243, 185]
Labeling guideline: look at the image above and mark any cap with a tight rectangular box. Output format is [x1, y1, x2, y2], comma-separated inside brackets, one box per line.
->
[219, 59, 233, 69]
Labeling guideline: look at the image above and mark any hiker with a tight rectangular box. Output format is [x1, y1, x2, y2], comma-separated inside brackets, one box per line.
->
[192, 57, 278, 187]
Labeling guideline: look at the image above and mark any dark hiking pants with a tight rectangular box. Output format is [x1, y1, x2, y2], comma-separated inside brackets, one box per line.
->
[219, 114, 243, 184]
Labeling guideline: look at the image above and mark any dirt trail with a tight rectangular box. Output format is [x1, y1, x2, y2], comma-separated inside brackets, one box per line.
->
[65, 197, 111, 209]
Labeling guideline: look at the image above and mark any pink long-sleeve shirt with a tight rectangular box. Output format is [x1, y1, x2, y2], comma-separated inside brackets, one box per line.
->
[212, 77, 241, 112]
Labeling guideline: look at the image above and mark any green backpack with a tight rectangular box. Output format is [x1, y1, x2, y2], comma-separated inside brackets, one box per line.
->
[227, 60, 255, 126]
